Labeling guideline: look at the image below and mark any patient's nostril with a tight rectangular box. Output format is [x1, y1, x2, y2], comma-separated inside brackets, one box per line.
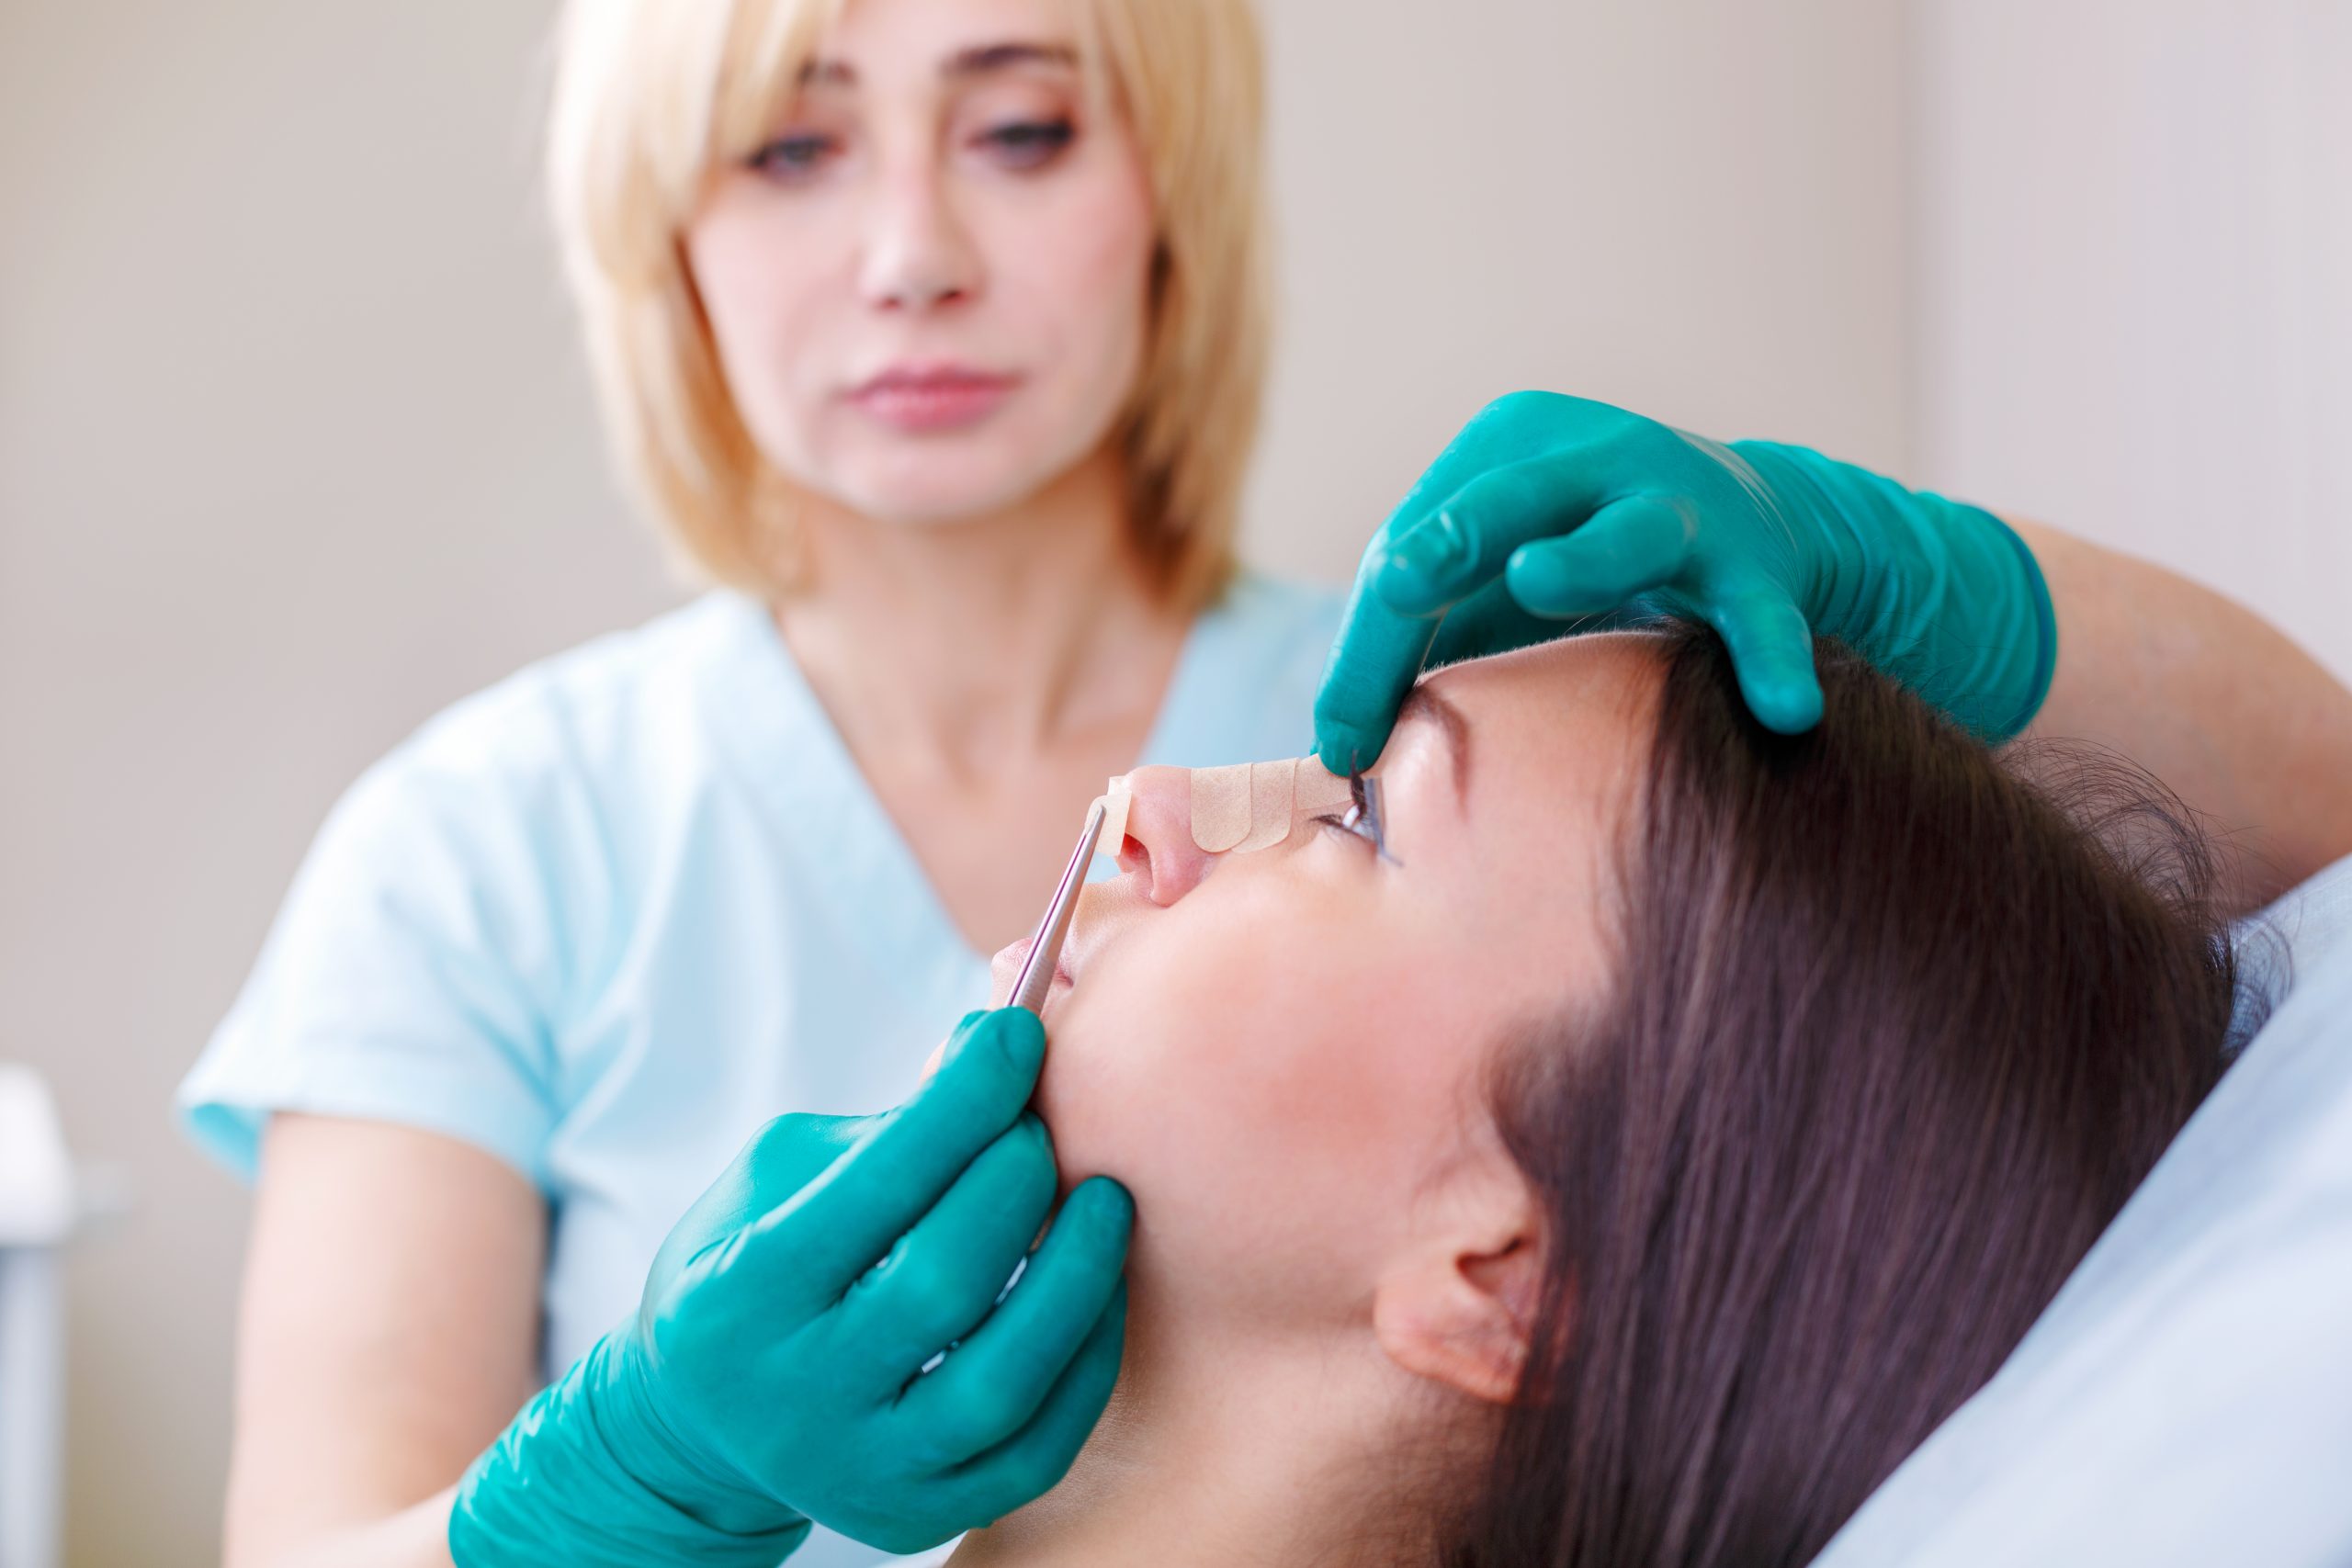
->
[1116, 764, 1216, 906]
[1114, 834, 1149, 878]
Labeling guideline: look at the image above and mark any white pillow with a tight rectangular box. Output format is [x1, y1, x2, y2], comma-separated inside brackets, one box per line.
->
[1814, 852, 2352, 1567]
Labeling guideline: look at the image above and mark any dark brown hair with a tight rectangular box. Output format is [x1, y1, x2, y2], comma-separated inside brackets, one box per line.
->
[1443, 628, 2244, 1568]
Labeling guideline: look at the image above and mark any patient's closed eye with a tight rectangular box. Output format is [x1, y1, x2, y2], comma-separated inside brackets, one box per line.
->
[1316, 772, 1389, 858]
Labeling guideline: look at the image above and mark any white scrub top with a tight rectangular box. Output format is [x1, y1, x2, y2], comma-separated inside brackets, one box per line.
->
[178, 573, 1340, 1568]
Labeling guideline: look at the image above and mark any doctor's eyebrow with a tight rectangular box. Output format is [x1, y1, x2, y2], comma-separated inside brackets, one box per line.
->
[797, 41, 1080, 88]
[944, 41, 1079, 77]
[1398, 683, 1472, 809]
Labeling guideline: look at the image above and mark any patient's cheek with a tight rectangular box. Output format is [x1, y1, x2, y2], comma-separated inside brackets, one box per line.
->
[1035, 968, 1366, 1205]
[1025, 991, 1179, 1188]
[1028, 1049, 1136, 1202]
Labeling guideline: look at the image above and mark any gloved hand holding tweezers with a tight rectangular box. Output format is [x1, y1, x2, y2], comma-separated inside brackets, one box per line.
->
[449, 996, 1132, 1563]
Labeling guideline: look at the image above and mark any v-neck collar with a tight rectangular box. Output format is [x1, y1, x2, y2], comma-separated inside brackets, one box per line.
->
[696, 583, 1252, 1002]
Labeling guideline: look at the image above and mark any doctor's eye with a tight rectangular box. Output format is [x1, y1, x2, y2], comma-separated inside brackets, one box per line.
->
[975, 118, 1076, 170]
[748, 132, 842, 182]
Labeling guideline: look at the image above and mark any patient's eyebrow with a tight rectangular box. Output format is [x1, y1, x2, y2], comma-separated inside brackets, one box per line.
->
[1398, 683, 1471, 810]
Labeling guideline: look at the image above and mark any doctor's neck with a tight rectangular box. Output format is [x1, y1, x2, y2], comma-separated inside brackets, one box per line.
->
[771, 445, 1190, 777]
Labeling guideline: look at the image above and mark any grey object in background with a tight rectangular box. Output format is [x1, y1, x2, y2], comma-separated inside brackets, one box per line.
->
[0, 1066, 74, 1568]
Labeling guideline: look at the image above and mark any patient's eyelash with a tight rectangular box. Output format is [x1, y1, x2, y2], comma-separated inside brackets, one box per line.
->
[1314, 771, 1396, 863]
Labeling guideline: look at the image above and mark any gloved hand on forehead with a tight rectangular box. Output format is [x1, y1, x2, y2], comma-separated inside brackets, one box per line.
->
[1313, 392, 2057, 773]
[449, 1007, 1133, 1565]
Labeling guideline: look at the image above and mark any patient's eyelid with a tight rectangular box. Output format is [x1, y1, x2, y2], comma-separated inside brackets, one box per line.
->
[1314, 772, 1396, 863]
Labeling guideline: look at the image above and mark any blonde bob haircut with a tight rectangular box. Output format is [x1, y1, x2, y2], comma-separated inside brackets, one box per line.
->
[547, 0, 1269, 609]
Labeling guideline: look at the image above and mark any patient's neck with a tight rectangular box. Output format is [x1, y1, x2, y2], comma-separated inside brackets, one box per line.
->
[950, 1299, 1451, 1568]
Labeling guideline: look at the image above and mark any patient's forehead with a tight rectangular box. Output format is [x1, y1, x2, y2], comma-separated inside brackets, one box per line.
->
[1418, 631, 1666, 780]
[1401, 634, 1660, 1008]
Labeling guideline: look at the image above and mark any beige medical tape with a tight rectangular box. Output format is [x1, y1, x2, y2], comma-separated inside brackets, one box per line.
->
[1095, 779, 1134, 853]
[1091, 758, 1351, 859]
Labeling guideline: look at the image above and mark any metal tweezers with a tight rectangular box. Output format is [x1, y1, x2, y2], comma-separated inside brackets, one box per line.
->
[1009, 798, 1108, 1015]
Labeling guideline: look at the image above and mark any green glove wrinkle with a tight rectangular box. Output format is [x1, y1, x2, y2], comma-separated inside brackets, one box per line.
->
[1734, 440, 2057, 742]
[452, 1340, 811, 1568]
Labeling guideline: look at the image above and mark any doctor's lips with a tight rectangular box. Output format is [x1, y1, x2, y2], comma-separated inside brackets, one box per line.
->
[845, 363, 1023, 432]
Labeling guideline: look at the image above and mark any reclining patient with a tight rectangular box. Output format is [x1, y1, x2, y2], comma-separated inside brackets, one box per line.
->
[957, 625, 2241, 1568]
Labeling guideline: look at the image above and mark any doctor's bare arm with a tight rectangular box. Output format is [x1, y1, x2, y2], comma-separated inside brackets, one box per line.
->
[2012, 518, 2352, 910]
[222, 1114, 546, 1568]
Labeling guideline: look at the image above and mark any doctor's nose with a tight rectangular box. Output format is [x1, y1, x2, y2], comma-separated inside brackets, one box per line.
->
[1114, 765, 1218, 907]
[857, 163, 980, 311]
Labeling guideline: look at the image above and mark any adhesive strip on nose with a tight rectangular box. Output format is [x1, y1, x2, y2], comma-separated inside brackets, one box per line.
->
[1293, 758, 1352, 822]
[1170, 757, 1357, 855]
[1233, 761, 1299, 853]
[1190, 763, 1253, 853]
[1093, 777, 1133, 852]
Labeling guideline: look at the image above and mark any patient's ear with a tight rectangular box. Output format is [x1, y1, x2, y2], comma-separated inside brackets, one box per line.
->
[1371, 1170, 1546, 1405]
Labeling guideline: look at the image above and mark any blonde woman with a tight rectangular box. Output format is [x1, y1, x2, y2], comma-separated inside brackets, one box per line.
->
[181, 1, 1318, 1563]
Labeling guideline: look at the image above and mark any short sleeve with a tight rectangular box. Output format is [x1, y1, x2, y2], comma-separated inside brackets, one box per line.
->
[178, 691, 594, 1190]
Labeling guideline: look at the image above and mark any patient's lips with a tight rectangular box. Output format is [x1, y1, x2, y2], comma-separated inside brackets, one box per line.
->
[989, 931, 1074, 1011]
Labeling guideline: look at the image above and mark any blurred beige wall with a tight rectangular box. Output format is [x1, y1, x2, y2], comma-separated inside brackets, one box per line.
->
[0, 2, 1909, 1562]
[1248, 0, 1912, 577]
[1913, 0, 2352, 685]
[0, 6, 675, 1563]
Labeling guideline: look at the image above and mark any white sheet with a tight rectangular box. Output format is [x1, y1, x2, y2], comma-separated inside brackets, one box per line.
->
[1814, 852, 2352, 1567]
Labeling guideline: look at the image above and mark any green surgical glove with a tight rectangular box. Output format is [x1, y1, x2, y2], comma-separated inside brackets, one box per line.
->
[448, 1008, 1132, 1565]
[1313, 392, 2057, 771]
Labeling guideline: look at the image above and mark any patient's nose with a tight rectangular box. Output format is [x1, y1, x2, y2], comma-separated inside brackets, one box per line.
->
[1115, 764, 1216, 906]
